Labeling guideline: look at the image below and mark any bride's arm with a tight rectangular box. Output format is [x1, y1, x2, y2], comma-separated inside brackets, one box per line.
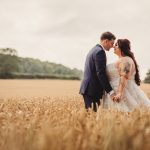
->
[116, 60, 131, 98]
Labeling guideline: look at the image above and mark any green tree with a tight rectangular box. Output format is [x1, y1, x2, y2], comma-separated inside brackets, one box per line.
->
[0, 48, 17, 56]
[144, 69, 150, 83]
[0, 48, 19, 77]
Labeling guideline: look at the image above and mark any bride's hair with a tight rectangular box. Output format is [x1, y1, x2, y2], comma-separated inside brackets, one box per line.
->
[117, 39, 141, 86]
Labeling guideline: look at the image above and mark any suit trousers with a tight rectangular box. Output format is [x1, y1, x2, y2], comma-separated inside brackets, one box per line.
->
[83, 94, 100, 112]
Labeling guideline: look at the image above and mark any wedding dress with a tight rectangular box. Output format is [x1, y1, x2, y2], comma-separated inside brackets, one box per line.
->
[102, 62, 150, 112]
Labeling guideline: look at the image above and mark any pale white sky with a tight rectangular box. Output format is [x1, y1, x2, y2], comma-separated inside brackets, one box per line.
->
[0, 0, 150, 79]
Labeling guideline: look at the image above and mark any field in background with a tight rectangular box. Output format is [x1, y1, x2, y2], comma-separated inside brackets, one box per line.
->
[0, 80, 150, 150]
[0, 79, 81, 98]
[0, 79, 150, 98]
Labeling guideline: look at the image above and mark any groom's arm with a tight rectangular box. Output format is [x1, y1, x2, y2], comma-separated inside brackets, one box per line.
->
[94, 50, 113, 93]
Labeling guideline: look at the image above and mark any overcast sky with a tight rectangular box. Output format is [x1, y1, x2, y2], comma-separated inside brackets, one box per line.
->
[0, 0, 150, 79]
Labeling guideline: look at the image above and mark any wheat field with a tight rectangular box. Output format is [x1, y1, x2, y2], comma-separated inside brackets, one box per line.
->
[0, 80, 150, 150]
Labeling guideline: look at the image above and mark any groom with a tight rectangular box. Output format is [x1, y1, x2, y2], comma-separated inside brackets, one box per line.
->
[79, 31, 116, 112]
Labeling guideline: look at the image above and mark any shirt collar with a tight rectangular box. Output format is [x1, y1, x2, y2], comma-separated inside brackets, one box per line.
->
[99, 44, 106, 51]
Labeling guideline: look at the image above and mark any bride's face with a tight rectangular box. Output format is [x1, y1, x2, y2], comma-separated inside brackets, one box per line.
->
[114, 43, 121, 56]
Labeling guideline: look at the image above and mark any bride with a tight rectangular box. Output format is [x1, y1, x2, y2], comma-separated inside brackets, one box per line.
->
[102, 39, 150, 112]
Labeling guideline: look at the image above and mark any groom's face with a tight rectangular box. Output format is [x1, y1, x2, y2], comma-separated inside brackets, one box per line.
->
[105, 39, 115, 51]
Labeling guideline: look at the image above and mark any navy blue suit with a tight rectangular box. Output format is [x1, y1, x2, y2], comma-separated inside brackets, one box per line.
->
[79, 44, 113, 111]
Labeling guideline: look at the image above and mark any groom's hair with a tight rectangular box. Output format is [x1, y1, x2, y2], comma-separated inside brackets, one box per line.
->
[100, 31, 116, 41]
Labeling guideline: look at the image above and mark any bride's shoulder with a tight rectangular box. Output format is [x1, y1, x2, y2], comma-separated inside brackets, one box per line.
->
[118, 56, 133, 64]
[117, 57, 133, 72]
[113, 57, 129, 69]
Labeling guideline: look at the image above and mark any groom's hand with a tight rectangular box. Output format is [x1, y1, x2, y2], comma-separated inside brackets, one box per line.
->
[110, 93, 116, 102]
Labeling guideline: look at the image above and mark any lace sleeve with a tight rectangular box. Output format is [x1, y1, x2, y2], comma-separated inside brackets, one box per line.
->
[119, 61, 131, 79]
[117, 60, 132, 96]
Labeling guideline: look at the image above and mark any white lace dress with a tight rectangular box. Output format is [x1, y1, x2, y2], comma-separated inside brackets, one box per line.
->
[102, 63, 150, 112]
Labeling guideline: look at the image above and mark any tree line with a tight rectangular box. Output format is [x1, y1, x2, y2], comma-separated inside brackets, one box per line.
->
[1, 48, 150, 83]
[0, 48, 82, 80]
[144, 70, 150, 83]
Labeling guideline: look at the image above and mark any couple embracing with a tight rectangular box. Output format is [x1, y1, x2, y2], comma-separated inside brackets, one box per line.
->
[79, 31, 150, 112]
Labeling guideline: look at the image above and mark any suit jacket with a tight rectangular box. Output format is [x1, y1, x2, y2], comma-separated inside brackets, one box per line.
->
[79, 44, 113, 99]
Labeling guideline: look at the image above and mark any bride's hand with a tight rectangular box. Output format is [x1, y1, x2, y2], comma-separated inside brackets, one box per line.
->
[113, 93, 122, 103]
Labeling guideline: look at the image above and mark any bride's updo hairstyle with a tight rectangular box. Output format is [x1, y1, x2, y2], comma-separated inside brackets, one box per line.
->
[117, 39, 141, 86]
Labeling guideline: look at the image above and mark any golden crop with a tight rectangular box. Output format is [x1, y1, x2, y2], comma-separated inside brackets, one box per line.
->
[0, 80, 150, 150]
